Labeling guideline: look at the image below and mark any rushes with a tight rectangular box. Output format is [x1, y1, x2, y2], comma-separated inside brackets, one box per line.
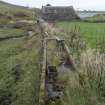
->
[80, 50, 105, 93]
[60, 50, 105, 105]
[58, 26, 105, 105]
[80, 50, 105, 78]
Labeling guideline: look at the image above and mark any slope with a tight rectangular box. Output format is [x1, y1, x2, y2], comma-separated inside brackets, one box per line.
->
[0, 1, 42, 105]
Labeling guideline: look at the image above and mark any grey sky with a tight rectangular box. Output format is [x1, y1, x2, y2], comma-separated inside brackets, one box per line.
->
[2, 0, 105, 10]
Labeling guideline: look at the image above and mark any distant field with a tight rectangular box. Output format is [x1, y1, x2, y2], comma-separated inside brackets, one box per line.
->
[86, 14, 105, 21]
[57, 21, 105, 48]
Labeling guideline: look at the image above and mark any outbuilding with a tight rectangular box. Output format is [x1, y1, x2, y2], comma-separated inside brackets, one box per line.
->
[41, 4, 79, 21]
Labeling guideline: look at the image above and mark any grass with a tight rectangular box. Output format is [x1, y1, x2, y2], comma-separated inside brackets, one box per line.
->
[0, 1, 33, 16]
[0, 38, 24, 105]
[57, 21, 105, 48]
[0, 38, 24, 61]
[0, 1, 105, 105]
[0, 1, 39, 24]
[0, 20, 104, 105]
[55, 21, 105, 105]
[0, 36, 41, 105]
[0, 1, 41, 105]
[0, 28, 26, 39]
[63, 50, 105, 105]
[86, 14, 105, 21]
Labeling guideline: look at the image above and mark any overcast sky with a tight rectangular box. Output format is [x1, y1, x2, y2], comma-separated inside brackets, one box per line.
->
[1, 0, 105, 11]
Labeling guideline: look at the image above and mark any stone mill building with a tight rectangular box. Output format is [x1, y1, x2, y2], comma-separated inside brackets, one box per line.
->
[41, 4, 79, 21]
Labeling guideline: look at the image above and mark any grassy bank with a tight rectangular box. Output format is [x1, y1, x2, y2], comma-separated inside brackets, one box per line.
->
[0, 35, 41, 105]
[0, 1, 41, 105]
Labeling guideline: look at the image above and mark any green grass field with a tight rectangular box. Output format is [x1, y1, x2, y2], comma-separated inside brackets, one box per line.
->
[57, 21, 105, 48]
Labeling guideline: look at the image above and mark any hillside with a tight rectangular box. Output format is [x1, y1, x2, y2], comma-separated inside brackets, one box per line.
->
[0, 1, 39, 24]
[0, 1, 42, 105]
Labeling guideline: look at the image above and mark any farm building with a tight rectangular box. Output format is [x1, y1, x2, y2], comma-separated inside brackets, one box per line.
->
[41, 4, 79, 21]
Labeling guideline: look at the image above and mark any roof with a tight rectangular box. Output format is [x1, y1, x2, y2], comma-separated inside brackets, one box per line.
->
[42, 6, 73, 9]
